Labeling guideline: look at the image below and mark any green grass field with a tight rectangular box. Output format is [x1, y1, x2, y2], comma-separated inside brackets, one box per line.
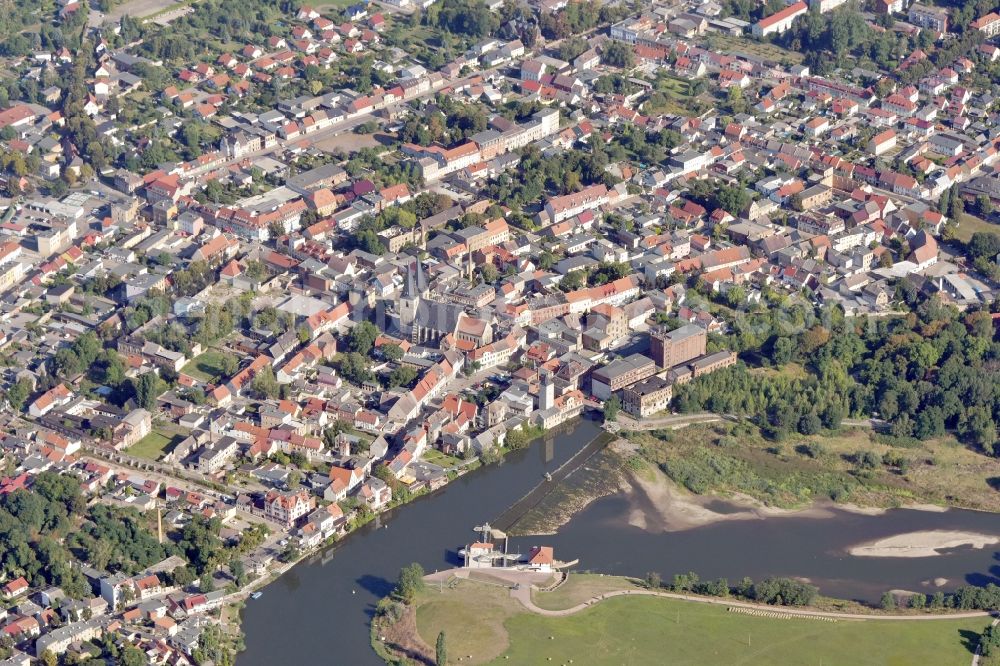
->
[409, 578, 987, 666]
[954, 213, 999, 243]
[128, 430, 183, 460]
[531, 574, 641, 611]
[421, 449, 463, 469]
[494, 596, 986, 665]
[182, 350, 236, 383]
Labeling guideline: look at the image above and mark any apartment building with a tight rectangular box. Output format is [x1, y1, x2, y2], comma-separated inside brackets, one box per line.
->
[543, 183, 610, 224]
[752, 2, 807, 37]
[263, 489, 314, 527]
[908, 3, 948, 31]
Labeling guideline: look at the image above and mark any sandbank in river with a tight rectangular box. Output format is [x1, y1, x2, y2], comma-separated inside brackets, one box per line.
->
[848, 531, 1000, 558]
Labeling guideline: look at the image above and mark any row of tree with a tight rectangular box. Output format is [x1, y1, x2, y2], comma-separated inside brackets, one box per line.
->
[647, 570, 817, 607]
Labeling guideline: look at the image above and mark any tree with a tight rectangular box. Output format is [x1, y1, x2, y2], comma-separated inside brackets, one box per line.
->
[480, 264, 498, 284]
[982, 625, 1000, 657]
[354, 229, 384, 255]
[771, 337, 794, 365]
[880, 591, 896, 610]
[557, 36, 589, 62]
[388, 365, 418, 389]
[4, 378, 32, 412]
[219, 353, 239, 377]
[797, 411, 821, 435]
[381, 343, 403, 362]
[279, 542, 300, 563]
[975, 194, 993, 218]
[726, 85, 747, 115]
[130, 372, 165, 410]
[230, 559, 246, 587]
[250, 366, 279, 399]
[967, 232, 1000, 262]
[338, 352, 374, 385]
[820, 402, 844, 430]
[120, 646, 147, 666]
[436, 631, 447, 666]
[644, 571, 661, 589]
[559, 271, 585, 291]
[49, 178, 68, 198]
[726, 285, 746, 308]
[348, 321, 379, 357]
[800, 325, 830, 354]
[600, 41, 634, 68]
[394, 562, 425, 603]
[604, 395, 621, 422]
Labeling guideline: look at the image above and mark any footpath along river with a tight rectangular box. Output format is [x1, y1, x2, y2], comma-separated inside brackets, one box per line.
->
[239, 417, 1000, 664]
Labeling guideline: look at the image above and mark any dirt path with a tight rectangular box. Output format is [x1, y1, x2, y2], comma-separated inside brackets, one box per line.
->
[611, 411, 882, 432]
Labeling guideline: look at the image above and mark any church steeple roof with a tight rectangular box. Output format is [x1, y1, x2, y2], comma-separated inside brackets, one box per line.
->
[416, 258, 427, 294]
[404, 261, 417, 299]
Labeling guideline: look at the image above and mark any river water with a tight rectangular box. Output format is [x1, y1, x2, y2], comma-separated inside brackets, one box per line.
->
[239, 418, 1000, 665]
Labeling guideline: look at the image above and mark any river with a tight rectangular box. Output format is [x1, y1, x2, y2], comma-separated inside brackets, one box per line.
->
[238, 417, 605, 665]
[543, 493, 1000, 603]
[239, 418, 1000, 664]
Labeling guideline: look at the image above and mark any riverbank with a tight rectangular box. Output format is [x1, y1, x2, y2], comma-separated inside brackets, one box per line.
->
[374, 571, 993, 665]
[628, 420, 1000, 513]
[507, 419, 1000, 541]
[616, 458, 969, 534]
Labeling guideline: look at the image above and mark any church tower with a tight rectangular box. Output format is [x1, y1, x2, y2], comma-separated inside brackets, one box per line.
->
[539, 371, 554, 411]
[399, 262, 420, 334]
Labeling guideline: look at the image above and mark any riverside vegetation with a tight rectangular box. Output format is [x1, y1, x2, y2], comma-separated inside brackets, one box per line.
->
[627, 420, 1000, 511]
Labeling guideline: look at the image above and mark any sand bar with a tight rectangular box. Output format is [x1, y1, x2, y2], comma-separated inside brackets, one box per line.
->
[625, 467, 832, 532]
[849, 531, 1000, 558]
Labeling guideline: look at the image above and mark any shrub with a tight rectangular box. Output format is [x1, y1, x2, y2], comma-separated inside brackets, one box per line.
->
[750, 577, 818, 606]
